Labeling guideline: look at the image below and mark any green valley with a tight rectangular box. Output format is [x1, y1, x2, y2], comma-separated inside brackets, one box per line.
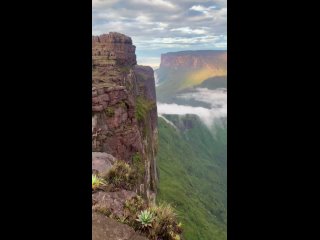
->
[156, 115, 227, 240]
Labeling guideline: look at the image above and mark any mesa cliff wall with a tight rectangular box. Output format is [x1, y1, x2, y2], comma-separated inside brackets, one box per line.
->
[92, 32, 158, 199]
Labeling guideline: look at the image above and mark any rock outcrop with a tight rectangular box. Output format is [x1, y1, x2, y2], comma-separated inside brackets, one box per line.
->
[93, 212, 148, 240]
[92, 190, 137, 219]
[92, 152, 116, 176]
[92, 32, 158, 197]
[92, 32, 158, 240]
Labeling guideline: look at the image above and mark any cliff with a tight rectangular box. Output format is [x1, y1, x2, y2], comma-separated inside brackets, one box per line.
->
[156, 50, 227, 102]
[92, 32, 158, 240]
[160, 50, 227, 71]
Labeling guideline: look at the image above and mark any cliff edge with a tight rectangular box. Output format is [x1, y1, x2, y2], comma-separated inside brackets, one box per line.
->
[92, 32, 158, 240]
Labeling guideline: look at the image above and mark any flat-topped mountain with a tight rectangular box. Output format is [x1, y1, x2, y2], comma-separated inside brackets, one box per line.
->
[156, 50, 227, 102]
[160, 50, 227, 71]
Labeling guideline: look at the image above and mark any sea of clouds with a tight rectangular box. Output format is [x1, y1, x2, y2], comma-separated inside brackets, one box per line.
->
[157, 88, 227, 127]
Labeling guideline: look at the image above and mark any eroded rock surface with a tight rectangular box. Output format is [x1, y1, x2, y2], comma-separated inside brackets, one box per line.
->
[92, 212, 147, 240]
[92, 152, 116, 176]
[92, 32, 158, 240]
[92, 190, 137, 218]
[92, 32, 158, 196]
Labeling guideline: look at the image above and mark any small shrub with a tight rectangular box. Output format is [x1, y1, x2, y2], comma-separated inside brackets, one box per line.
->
[92, 174, 106, 190]
[147, 203, 183, 240]
[105, 160, 137, 190]
[123, 195, 146, 228]
[117, 194, 183, 240]
[105, 107, 115, 117]
[136, 210, 154, 228]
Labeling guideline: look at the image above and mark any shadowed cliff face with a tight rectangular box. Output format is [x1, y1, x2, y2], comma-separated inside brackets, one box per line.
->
[92, 32, 158, 198]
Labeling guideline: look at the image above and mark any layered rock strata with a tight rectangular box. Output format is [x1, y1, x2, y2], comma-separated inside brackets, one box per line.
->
[92, 31, 158, 198]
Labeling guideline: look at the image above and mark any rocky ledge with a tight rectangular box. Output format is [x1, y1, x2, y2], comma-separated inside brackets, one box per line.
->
[93, 212, 147, 240]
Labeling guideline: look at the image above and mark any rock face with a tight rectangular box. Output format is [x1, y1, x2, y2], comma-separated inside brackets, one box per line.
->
[92, 212, 148, 240]
[92, 31, 158, 198]
[92, 152, 116, 176]
[92, 32, 158, 240]
[159, 50, 227, 71]
[92, 190, 137, 219]
[156, 50, 227, 102]
[92, 32, 136, 69]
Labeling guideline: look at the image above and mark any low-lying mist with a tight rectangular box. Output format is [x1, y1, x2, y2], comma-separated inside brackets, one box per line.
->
[157, 88, 227, 128]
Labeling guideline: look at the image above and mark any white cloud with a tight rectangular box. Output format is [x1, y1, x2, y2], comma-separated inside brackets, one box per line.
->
[189, 5, 217, 13]
[157, 88, 227, 127]
[137, 57, 161, 68]
[170, 27, 207, 35]
[92, 0, 227, 65]
[190, 5, 208, 12]
[131, 0, 176, 9]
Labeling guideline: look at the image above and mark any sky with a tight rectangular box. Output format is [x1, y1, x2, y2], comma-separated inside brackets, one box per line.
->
[93, 0, 227, 67]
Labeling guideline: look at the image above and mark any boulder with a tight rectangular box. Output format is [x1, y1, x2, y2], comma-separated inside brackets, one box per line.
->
[92, 152, 116, 176]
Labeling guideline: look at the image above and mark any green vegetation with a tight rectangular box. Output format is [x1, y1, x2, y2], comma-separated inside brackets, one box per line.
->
[102, 155, 145, 191]
[137, 210, 154, 228]
[132, 152, 145, 182]
[105, 107, 115, 117]
[147, 202, 182, 240]
[94, 155, 183, 240]
[119, 100, 127, 109]
[92, 174, 106, 191]
[104, 160, 137, 190]
[155, 61, 227, 102]
[135, 96, 155, 121]
[199, 76, 227, 90]
[157, 115, 227, 240]
[124, 197, 183, 240]
[122, 195, 147, 229]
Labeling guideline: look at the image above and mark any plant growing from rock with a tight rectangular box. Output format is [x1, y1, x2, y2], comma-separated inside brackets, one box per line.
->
[116, 195, 183, 240]
[132, 152, 145, 182]
[147, 203, 183, 240]
[135, 96, 155, 121]
[105, 107, 115, 117]
[123, 195, 146, 228]
[136, 210, 154, 228]
[92, 174, 106, 191]
[105, 160, 137, 190]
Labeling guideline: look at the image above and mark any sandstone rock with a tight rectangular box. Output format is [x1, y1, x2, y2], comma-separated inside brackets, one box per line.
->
[92, 190, 137, 218]
[92, 152, 116, 176]
[93, 105, 104, 112]
[92, 31, 158, 199]
[92, 212, 147, 240]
